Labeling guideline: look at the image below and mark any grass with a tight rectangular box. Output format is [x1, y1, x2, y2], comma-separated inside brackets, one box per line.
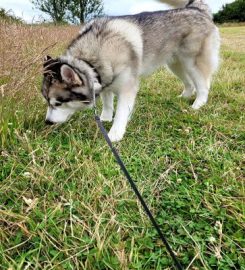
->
[0, 22, 245, 269]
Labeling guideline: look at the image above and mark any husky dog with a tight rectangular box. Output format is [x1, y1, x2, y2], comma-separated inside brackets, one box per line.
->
[42, 0, 220, 142]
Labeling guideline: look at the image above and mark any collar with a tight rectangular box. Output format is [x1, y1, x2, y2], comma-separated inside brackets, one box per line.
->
[81, 59, 116, 91]
[79, 59, 102, 85]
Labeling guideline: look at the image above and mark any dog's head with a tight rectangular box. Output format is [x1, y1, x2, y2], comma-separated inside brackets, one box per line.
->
[41, 55, 101, 125]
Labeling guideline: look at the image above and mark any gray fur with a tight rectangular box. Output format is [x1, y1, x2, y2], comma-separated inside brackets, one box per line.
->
[42, 0, 220, 142]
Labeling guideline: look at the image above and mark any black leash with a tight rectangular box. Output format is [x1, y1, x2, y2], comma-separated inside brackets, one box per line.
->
[94, 114, 183, 270]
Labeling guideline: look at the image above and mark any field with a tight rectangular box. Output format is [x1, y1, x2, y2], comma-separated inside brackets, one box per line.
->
[0, 22, 244, 270]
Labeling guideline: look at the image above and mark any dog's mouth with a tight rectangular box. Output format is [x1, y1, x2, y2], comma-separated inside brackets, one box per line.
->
[45, 106, 76, 124]
[44, 99, 94, 125]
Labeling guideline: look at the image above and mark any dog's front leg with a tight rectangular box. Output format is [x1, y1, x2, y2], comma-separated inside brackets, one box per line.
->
[108, 82, 138, 142]
[100, 91, 114, 122]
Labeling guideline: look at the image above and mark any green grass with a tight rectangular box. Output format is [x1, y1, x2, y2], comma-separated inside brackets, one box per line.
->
[0, 26, 245, 270]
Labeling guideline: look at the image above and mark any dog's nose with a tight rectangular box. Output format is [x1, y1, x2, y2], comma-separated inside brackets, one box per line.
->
[45, 120, 54, 125]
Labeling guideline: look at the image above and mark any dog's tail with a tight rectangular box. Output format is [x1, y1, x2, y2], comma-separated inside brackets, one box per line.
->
[158, 0, 212, 18]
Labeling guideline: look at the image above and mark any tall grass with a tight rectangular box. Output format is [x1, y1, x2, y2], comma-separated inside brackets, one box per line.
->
[0, 22, 79, 147]
[0, 22, 244, 269]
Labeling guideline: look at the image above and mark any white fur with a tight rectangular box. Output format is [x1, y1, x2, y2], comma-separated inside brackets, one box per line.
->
[107, 19, 143, 61]
[46, 106, 75, 123]
[100, 91, 114, 122]
[46, 99, 87, 123]
[107, 68, 138, 142]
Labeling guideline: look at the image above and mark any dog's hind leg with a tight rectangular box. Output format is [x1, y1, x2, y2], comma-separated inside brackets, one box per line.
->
[168, 60, 195, 98]
[100, 91, 114, 122]
[183, 30, 220, 109]
[180, 57, 210, 110]
[195, 29, 220, 94]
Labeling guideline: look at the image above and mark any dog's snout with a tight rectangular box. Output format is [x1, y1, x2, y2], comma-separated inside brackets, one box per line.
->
[45, 120, 54, 125]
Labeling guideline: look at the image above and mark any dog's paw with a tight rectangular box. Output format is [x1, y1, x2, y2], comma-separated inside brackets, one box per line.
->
[100, 112, 113, 122]
[108, 129, 124, 142]
[191, 99, 207, 110]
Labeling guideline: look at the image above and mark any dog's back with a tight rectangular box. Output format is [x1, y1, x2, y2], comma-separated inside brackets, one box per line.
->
[117, 8, 217, 75]
[67, 1, 217, 75]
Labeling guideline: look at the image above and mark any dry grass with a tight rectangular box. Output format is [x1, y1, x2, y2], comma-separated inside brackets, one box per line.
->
[220, 26, 245, 52]
[0, 22, 244, 269]
[0, 22, 79, 147]
[0, 22, 79, 99]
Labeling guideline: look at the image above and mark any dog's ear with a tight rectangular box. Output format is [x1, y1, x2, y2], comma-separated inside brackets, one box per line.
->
[61, 64, 82, 86]
[44, 55, 52, 61]
[43, 55, 53, 68]
[43, 56, 61, 77]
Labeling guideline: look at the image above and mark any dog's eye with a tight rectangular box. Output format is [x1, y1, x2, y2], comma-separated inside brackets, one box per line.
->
[55, 102, 62, 107]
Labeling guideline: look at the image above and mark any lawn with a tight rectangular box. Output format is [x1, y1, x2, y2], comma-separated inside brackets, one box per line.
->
[0, 23, 244, 269]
